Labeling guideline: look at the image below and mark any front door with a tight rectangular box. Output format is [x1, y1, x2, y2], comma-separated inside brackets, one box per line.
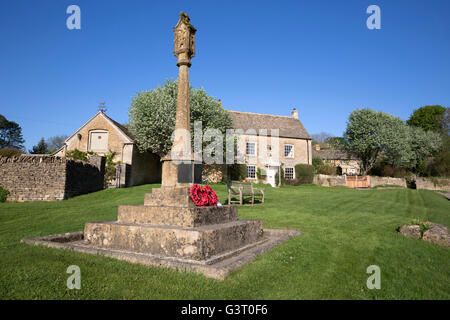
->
[266, 166, 277, 187]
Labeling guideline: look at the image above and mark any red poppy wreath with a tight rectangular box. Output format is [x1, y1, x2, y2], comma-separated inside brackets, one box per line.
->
[190, 184, 219, 207]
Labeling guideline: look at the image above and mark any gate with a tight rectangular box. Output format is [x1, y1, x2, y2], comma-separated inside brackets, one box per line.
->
[346, 175, 369, 188]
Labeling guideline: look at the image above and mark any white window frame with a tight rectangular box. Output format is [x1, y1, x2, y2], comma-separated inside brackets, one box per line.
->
[284, 144, 294, 158]
[247, 165, 256, 179]
[246, 142, 256, 156]
[284, 166, 294, 180]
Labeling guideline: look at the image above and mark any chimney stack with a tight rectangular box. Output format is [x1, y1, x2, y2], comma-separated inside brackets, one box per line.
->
[291, 108, 298, 119]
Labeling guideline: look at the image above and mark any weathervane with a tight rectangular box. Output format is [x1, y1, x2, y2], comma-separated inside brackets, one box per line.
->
[97, 101, 107, 113]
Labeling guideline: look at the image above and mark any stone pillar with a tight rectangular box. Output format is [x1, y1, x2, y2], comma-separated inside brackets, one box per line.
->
[161, 12, 202, 187]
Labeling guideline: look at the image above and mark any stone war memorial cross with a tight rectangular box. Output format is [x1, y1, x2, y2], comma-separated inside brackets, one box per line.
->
[161, 12, 202, 187]
[22, 13, 300, 279]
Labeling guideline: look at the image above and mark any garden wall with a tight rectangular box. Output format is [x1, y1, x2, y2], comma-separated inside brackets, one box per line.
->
[313, 175, 406, 188]
[416, 177, 450, 192]
[369, 176, 406, 188]
[313, 174, 346, 187]
[0, 155, 105, 201]
[202, 164, 226, 183]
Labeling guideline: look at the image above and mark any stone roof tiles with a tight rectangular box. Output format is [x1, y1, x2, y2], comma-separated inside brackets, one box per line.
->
[227, 110, 311, 140]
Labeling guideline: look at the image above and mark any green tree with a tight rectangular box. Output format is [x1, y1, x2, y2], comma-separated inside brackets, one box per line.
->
[128, 80, 233, 157]
[0, 114, 25, 149]
[407, 126, 442, 173]
[406, 105, 447, 133]
[0, 148, 23, 157]
[29, 138, 48, 154]
[443, 107, 450, 136]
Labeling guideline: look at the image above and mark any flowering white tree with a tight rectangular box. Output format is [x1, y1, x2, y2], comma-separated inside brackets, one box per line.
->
[343, 108, 442, 174]
[128, 80, 232, 158]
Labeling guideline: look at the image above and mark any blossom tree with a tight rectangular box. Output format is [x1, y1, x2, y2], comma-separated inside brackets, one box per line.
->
[128, 80, 232, 159]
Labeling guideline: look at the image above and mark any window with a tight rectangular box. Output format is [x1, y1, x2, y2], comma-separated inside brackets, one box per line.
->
[267, 145, 272, 151]
[284, 144, 294, 158]
[247, 165, 256, 179]
[246, 142, 256, 155]
[285, 167, 294, 180]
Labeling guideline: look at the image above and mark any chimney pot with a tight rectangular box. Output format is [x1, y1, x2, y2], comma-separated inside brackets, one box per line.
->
[291, 108, 298, 119]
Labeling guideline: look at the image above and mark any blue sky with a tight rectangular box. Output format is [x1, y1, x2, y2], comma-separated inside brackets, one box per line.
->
[0, 0, 449, 150]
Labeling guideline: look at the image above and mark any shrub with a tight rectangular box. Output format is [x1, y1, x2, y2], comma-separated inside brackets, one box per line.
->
[66, 149, 90, 161]
[104, 150, 120, 186]
[275, 167, 286, 186]
[312, 157, 323, 170]
[0, 148, 23, 157]
[317, 163, 337, 175]
[275, 164, 315, 186]
[256, 168, 267, 180]
[424, 150, 450, 177]
[312, 157, 337, 175]
[0, 186, 9, 202]
[369, 161, 412, 178]
[295, 164, 315, 184]
[228, 164, 247, 181]
[411, 218, 431, 238]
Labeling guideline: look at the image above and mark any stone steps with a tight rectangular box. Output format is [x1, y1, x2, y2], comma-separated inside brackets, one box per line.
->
[83, 219, 264, 261]
[118, 204, 237, 227]
[144, 186, 194, 207]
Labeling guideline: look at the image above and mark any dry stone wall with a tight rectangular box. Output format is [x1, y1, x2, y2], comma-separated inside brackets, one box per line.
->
[313, 174, 346, 187]
[313, 174, 406, 188]
[202, 164, 226, 183]
[369, 176, 406, 188]
[416, 177, 450, 192]
[0, 155, 105, 201]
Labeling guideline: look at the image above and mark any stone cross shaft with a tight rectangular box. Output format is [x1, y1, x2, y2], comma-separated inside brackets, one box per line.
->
[173, 12, 196, 156]
[161, 12, 199, 187]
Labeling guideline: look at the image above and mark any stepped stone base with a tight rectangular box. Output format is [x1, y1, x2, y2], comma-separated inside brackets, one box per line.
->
[84, 219, 263, 260]
[118, 205, 237, 227]
[22, 186, 302, 278]
[21, 229, 301, 279]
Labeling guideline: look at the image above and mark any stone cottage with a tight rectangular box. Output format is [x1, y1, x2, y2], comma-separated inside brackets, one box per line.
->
[312, 144, 361, 175]
[54, 111, 161, 187]
[228, 108, 312, 186]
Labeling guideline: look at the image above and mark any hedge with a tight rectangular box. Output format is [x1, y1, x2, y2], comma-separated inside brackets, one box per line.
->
[228, 164, 247, 181]
[0, 186, 9, 202]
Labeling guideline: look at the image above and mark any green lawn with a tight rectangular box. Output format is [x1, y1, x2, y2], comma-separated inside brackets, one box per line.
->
[0, 184, 449, 299]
